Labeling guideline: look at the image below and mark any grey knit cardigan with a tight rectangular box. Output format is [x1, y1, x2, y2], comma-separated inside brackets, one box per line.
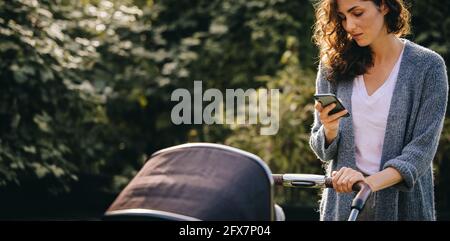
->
[310, 39, 448, 221]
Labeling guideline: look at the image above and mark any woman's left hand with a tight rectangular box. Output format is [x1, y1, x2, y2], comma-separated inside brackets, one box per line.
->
[331, 167, 366, 193]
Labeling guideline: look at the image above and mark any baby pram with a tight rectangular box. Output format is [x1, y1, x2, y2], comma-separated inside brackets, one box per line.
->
[103, 143, 371, 221]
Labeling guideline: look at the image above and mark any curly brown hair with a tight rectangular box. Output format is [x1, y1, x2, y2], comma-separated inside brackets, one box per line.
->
[313, 0, 411, 82]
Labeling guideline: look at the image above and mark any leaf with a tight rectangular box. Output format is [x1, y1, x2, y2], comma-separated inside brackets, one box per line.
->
[23, 145, 36, 154]
[31, 162, 49, 179]
[49, 165, 65, 178]
[39, 67, 54, 82]
[33, 112, 52, 133]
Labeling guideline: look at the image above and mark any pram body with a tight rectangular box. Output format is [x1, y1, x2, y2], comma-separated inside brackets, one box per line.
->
[104, 143, 285, 221]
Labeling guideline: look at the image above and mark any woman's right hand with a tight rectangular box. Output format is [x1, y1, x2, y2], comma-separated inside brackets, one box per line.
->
[315, 102, 349, 145]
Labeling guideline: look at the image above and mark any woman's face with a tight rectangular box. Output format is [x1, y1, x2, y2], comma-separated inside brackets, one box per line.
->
[336, 0, 389, 47]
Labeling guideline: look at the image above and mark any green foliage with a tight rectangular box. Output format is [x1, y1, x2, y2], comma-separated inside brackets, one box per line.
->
[0, 0, 104, 192]
[410, 0, 450, 61]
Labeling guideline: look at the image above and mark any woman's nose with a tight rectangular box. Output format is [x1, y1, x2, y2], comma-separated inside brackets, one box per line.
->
[345, 18, 356, 32]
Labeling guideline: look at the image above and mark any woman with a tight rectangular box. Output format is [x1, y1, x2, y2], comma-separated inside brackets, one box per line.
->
[310, 0, 448, 220]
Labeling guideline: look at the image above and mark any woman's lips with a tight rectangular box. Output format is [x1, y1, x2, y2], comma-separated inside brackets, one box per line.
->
[352, 33, 363, 40]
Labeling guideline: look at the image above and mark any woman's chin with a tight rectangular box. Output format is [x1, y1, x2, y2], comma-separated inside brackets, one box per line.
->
[354, 39, 370, 47]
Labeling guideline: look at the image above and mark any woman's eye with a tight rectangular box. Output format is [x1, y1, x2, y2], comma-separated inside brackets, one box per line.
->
[354, 12, 363, 17]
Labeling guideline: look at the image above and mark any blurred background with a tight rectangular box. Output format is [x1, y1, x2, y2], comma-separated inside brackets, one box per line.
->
[0, 0, 449, 220]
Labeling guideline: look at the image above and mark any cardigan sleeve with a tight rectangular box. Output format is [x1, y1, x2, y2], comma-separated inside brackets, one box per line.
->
[383, 56, 448, 192]
[309, 63, 340, 162]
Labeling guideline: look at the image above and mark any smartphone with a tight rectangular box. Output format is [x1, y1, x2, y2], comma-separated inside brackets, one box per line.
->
[314, 94, 350, 117]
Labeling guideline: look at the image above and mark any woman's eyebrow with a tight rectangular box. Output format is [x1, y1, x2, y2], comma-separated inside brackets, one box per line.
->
[338, 6, 360, 14]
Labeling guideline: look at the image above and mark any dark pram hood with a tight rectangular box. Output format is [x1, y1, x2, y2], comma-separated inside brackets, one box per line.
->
[105, 143, 275, 221]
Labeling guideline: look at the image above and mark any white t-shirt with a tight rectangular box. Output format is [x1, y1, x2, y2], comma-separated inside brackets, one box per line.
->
[351, 44, 405, 175]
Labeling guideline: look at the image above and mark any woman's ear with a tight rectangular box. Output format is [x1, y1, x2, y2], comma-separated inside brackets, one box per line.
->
[380, 0, 390, 15]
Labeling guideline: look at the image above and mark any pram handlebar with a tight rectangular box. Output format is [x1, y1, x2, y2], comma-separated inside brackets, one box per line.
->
[273, 174, 333, 189]
[273, 174, 372, 221]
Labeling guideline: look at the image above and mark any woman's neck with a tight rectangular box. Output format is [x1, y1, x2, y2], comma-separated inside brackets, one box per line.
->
[370, 34, 404, 66]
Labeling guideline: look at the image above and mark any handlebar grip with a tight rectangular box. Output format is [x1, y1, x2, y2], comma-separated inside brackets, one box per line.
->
[324, 177, 333, 188]
[352, 181, 367, 192]
[323, 178, 368, 191]
[324, 178, 372, 212]
[273, 174, 284, 186]
[351, 182, 372, 211]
